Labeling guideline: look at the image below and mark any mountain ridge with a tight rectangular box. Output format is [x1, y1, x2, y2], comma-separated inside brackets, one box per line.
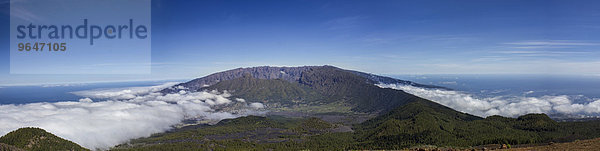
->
[161, 65, 445, 94]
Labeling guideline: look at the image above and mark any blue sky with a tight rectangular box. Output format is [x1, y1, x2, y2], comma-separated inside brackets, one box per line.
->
[1, 0, 600, 85]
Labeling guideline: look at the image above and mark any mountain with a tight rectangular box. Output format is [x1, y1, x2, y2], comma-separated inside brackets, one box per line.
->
[0, 127, 88, 151]
[162, 65, 443, 113]
[162, 65, 443, 94]
[112, 65, 600, 150]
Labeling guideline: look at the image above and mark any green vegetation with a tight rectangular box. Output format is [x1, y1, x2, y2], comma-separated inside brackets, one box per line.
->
[354, 100, 600, 149]
[5, 103, 600, 151]
[0, 143, 24, 151]
[111, 116, 355, 151]
[274, 101, 354, 113]
[206, 74, 326, 106]
[0, 127, 88, 151]
[110, 108, 600, 151]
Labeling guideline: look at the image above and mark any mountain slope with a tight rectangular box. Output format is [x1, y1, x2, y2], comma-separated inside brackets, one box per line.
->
[297, 66, 433, 113]
[0, 127, 88, 151]
[354, 100, 484, 149]
[205, 73, 326, 106]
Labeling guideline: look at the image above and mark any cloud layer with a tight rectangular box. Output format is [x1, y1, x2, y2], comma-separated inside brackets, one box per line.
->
[378, 83, 600, 118]
[0, 83, 265, 150]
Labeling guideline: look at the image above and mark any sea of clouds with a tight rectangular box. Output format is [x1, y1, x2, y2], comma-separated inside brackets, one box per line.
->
[378, 83, 600, 118]
[0, 82, 265, 150]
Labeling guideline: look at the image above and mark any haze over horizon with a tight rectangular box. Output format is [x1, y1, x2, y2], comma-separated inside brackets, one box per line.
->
[2, 0, 600, 85]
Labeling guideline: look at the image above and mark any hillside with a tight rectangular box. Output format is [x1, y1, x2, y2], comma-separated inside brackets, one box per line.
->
[205, 73, 326, 106]
[297, 66, 431, 113]
[354, 100, 600, 149]
[0, 127, 88, 151]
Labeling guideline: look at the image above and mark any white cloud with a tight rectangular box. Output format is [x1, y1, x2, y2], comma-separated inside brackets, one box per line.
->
[41, 83, 87, 87]
[10, 4, 43, 23]
[0, 83, 265, 150]
[78, 98, 93, 103]
[249, 102, 265, 109]
[71, 82, 178, 100]
[378, 83, 600, 118]
[504, 41, 599, 46]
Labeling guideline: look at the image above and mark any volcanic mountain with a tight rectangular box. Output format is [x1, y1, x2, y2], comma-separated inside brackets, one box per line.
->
[130, 66, 600, 150]
[161, 65, 446, 113]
